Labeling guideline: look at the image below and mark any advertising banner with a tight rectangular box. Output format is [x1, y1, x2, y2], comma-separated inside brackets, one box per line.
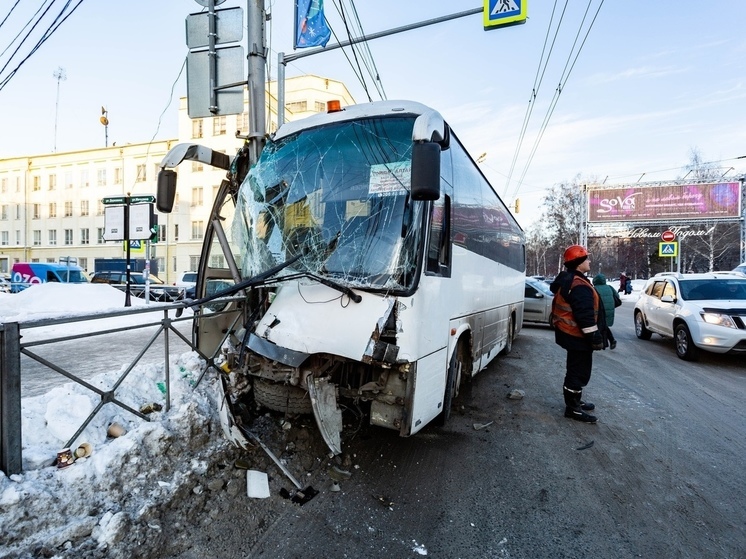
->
[587, 182, 741, 223]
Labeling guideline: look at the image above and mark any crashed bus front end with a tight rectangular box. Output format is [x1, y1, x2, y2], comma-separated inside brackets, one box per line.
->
[160, 101, 449, 455]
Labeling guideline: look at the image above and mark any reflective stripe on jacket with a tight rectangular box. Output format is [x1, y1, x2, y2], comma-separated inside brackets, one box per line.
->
[552, 274, 599, 338]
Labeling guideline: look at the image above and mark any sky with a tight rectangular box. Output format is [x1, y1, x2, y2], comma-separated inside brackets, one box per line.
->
[1, 1, 745, 229]
[0, 279, 648, 555]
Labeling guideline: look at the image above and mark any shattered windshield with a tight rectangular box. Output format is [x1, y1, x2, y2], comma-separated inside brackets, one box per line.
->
[231, 116, 425, 292]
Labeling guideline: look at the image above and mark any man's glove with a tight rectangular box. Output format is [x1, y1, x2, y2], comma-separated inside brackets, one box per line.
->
[587, 330, 604, 350]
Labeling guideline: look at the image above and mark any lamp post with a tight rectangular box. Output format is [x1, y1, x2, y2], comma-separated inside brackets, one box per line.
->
[100, 106, 109, 147]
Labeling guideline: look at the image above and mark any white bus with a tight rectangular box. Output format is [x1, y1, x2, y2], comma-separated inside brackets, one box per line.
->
[157, 100, 525, 454]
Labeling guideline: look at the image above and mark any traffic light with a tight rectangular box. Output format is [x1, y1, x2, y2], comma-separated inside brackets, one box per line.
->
[514, 198, 520, 213]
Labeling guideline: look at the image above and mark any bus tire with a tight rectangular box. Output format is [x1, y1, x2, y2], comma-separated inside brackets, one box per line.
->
[500, 314, 514, 355]
[253, 378, 313, 415]
[436, 346, 462, 426]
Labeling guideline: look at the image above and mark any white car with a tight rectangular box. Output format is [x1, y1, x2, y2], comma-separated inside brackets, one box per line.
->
[174, 271, 198, 290]
[633, 272, 746, 361]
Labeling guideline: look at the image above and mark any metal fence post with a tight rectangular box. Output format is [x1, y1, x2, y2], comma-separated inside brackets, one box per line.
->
[1, 322, 23, 475]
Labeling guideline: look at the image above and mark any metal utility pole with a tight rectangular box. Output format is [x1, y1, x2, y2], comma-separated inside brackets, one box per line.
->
[246, 0, 267, 166]
[52, 67, 66, 152]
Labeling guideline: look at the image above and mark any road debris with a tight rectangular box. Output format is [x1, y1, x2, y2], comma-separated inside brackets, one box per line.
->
[473, 421, 494, 430]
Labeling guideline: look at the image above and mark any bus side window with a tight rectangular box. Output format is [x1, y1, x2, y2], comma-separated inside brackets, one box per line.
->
[426, 194, 451, 276]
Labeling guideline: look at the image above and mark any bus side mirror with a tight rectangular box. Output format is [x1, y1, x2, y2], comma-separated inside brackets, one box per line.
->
[157, 170, 177, 213]
[410, 141, 440, 201]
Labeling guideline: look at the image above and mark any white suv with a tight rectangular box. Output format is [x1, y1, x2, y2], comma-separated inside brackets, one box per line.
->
[634, 272, 746, 361]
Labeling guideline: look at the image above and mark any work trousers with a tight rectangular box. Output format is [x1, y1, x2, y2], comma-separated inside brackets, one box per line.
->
[563, 349, 593, 391]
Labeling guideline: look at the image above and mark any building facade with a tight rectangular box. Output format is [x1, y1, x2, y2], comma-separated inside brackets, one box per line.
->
[0, 75, 354, 283]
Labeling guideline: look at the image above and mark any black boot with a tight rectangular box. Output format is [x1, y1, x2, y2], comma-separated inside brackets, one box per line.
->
[580, 400, 595, 411]
[563, 386, 597, 423]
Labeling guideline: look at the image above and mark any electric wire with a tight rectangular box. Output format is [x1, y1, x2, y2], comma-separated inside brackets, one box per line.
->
[332, 1, 372, 101]
[336, 0, 386, 100]
[0, 0, 24, 33]
[502, 0, 564, 197]
[0, 0, 86, 92]
[509, 0, 605, 202]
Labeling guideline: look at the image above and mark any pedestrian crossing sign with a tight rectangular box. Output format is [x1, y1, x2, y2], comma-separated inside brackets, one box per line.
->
[484, 0, 527, 30]
[659, 242, 678, 257]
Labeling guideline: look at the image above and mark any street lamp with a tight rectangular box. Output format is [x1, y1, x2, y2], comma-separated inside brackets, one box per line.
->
[100, 106, 109, 147]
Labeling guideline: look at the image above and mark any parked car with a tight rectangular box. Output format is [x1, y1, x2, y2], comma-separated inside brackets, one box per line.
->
[523, 276, 554, 326]
[732, 263, 746, 276]
[174, 271, 198, 291]
[91, 271, 183, 302]
[633, 272, 746, 361]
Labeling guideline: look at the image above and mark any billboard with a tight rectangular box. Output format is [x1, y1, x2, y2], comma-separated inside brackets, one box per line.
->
[587, 182, 741, 223]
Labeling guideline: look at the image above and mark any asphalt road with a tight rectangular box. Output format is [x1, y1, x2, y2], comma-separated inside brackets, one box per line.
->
[157, 298, 746, 559]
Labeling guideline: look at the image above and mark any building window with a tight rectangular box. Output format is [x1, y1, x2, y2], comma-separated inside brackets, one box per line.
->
[191, 187, 203, 207]
[49, 203, 57, 218]
[114, 167, 122, 184]
[191, 221, 204, 240]
[238, 112, 249, 134]
[15, 177, 21, 192]
[213, 115, 226, 136]
[80, 200, 89, 216]
[64, 201, 73, 217]
[65, 171, 74, 189]
[189, 255, 200, 271]
[64, 229, 73, 245]
[174, 224, 179, 242]
[80, 228, 89, 245]
[33, 204, 41, 219]
[314, 101, 326, 112]
[49, 230, 57, 246]
[158, 224, 166, 242]
[97, 227, 105, 244]
[33, 175, 41, 191]
[15, 230, 21, 245]
[79, 257, 88, 271]
[97, 169, 107, 186]
[192, 119, 203, 139]
[136, 164, 146, 182]
[210, 254, 225, 268]
[48, 174, 57, 190]
[33, 230, 41, 246]
[192, 161, 203, 172]
[174, 193, 180, 211]
[1, 205, 7, 220]
[97, 200, 104, 216]
[286, 100, 307, 113]
[80, 169, 89, 188]
[15, 205, 21, 219]
[1, 177, 6, 193]
[1, 231, 8, 246]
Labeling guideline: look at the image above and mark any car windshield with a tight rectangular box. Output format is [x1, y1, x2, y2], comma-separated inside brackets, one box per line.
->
[527, 278, 552, 296]
[132, 275, 164, 285]
[679, 279, 746, 300]
[229, 115, 425, 293]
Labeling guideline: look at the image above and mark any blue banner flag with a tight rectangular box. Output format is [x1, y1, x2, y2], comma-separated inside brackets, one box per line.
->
[295, 0, 331, 48]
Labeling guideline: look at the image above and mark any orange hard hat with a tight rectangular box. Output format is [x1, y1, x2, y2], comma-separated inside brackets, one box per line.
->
[563, 244, 588, 263]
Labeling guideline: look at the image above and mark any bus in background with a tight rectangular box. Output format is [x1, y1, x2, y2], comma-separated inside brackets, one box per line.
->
[156, 100, 525, 454]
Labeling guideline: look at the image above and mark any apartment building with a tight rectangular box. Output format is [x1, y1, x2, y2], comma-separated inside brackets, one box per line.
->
[0, 75, 354, 283]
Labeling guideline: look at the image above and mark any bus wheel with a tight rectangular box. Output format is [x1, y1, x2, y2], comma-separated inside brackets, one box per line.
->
[500, 315, 514, 355]
[436, 346, 462, 426]
[253, 378, 313, 415]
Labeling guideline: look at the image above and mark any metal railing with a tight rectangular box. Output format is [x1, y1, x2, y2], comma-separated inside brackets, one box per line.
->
[0, 298, 243, 475]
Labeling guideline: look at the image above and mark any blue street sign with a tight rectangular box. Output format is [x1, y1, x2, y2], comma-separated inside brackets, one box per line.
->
[484, 0, 527, 30]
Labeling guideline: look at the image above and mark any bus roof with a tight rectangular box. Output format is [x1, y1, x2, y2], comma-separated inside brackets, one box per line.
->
[273, 100, 435, 141]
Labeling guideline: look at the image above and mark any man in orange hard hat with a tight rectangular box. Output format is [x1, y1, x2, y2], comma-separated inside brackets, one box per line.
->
[549, 244, 608, 423]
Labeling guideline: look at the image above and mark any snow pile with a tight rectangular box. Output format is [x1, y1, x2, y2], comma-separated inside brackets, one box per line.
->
[0, 284, 232, 558]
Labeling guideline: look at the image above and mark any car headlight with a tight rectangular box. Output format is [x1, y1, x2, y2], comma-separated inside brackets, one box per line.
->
[701, 312, 737, 329]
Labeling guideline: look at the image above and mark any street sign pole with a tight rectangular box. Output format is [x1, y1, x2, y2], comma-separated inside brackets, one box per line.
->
[124, 195, 131, 307]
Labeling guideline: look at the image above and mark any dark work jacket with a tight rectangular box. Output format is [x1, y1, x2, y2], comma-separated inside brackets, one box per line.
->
[550, 270, 608, 352]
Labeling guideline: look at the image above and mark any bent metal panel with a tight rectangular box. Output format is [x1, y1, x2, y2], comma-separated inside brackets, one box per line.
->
[587, 182, 741, 222]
